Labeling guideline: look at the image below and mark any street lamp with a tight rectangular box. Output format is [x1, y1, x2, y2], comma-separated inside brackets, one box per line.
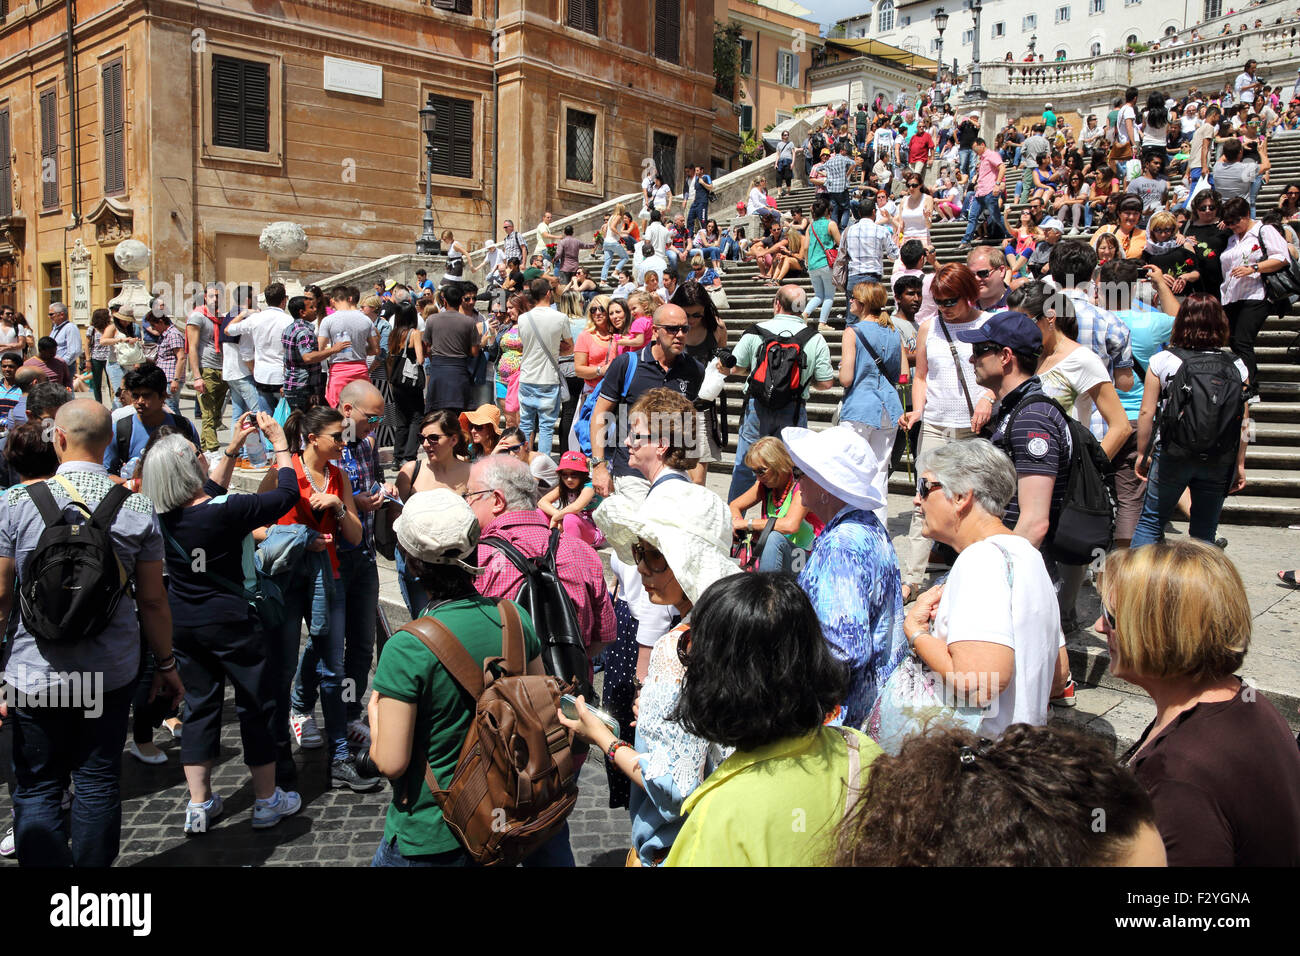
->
[934, 9, 949, 88]
[965, 0, 987, 100]
[416, 95, 442, 256]
[1029, 32, 1037, 57]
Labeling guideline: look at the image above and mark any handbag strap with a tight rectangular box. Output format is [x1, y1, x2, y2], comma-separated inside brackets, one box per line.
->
[160, 521, 256, 603]
[836, 727, 864, 821]
[810, 219, 833, 259]
[936, 316, 977, 417]
[853, 324, 890, 382]
[523, 311, 565, 383]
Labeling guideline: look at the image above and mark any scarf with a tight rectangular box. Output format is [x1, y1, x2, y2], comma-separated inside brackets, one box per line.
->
[1144, 237, 1183, 256]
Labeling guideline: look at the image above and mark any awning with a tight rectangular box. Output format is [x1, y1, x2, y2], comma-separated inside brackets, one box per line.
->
[825, 37, 938, 73]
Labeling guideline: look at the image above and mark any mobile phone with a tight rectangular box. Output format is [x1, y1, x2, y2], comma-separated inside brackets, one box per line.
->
[560, 694, 620, 738]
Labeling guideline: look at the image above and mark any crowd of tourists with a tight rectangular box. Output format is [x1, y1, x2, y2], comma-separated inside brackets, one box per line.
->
[2, 60, 1300, 868]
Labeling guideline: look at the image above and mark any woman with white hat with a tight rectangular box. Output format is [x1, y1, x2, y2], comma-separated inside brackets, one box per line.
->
[560, 472, 742, 865]
[782, 424, 907, 729]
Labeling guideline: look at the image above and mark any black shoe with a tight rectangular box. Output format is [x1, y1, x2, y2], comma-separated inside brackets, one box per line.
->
[1216, 537, 1228, 550]
[331, 757, 382, 793]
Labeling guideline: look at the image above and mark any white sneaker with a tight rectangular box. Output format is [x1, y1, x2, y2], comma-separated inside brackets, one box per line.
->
[346, 718, 371, 747]
[252, 787, 303, 829]
[1068, 227, 1081, 237]
[184, 794, 223, 835]
[290, 712, 323, 749]
[0, 826, 14, 858]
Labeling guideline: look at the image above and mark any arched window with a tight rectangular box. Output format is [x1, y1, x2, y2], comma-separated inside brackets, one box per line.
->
[1090, 41, 1102, 56]
[877, 0, 895, 32]
[1126, 33, 1138, 44]
[1055, 48, 1067, 60]
[1164, 25, 1177, 36]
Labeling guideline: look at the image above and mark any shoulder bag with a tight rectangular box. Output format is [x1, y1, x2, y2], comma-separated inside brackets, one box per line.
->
[523, 312, 571, 404]
[1260, 223, 1300, 306]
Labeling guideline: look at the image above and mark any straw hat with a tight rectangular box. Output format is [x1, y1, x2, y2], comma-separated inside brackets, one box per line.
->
[781, 426, 886, 515]
[593, 481, 739, 605]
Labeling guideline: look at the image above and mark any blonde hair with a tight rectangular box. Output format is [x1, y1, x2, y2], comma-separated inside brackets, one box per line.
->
[421, 303, 438, 319]
[611, 203, 628, 222]
[743, 437, 795, 483]
[689, 254, 705, 270]
[360, 294, 383, 311]
[629, 292, 657, 316]
[558, 291, 584, 319]
[1147, 210, 1178, 233]
[851, 281, 892, 326]
[1104, 541, 1251, 683]
[440, 229, 454, 242]
[785, 228, 804, 256]
[585, 294, 613, 333]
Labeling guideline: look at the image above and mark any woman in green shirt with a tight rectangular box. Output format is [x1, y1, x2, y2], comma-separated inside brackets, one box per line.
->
[366, 489, 542, 866]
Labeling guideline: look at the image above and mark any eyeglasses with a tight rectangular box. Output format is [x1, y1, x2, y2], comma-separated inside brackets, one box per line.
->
[973, 267, 1001, 279]
[463, 488, 496, 503]
[656, 324, 689, 336]
[918, 476, 944, 499]
[934, 296, 961, 308]
[1100, 602, 1117, 631]
[627, 431, 653, 447]
[495, 443, 524, 454]
[972, 342, 1004, 356]
[631, 543, 670, 574]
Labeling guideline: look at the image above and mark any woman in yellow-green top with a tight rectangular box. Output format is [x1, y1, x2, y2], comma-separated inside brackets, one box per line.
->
[728, 436, 817, 574]
[661, 573, 880, 867]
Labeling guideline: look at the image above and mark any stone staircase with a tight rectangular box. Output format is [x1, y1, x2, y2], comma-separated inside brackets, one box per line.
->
[627, 139, 1300, 526]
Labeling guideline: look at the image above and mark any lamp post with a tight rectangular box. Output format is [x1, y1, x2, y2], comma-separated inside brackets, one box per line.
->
[416, 95, 442, 256]
[965, 0, 987, 100]
[934, 9, 949, 88]
[1029, 32, 1037, 58]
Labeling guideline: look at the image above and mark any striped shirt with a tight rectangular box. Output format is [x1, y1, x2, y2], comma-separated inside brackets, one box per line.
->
[841, 219, 900, 278]
[822, 154, 856, 193]
[282, 319, 321, 393]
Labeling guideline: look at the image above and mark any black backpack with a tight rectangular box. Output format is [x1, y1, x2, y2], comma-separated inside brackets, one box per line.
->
[480, 529, 595, 702]
[999, 395, 1117, 566]
[18, 479, 134, 644]
[1152, 348, 1246, 463]
[744, 324, 819, 411]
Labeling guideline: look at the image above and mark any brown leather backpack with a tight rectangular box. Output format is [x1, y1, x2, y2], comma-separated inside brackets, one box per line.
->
[396, 600, 578, 867]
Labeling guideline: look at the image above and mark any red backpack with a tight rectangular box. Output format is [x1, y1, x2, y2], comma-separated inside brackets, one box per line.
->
[744, 324, 819, 410]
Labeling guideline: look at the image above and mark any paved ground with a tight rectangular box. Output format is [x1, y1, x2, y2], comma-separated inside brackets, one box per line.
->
[2, 448, 1296, 866]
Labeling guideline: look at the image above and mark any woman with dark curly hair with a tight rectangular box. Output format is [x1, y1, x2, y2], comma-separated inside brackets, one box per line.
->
[657, 573, 873, 867]
[833, 724, 1166, 866]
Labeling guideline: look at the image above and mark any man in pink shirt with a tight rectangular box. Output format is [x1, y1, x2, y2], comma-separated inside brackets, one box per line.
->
[958, 137, 1006, 251]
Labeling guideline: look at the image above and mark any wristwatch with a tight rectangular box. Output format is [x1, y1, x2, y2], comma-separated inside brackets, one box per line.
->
[589, 457, 608, 468]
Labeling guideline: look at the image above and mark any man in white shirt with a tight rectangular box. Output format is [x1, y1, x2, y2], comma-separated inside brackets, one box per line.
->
[516, 277, 573, 457]
[225, 281, 295, 415]
[635, 242, 667, 288]
[643, 210, 670, 260]
[1235, 59, 1261, 105]
[221, 283, 265, 463]
[534, 211, 558, 265]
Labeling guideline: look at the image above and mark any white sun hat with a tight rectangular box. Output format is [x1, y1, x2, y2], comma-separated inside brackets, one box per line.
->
[393, 489, 482, 572]
[782, 425, 886, 515]
[593, 481, 739, 605]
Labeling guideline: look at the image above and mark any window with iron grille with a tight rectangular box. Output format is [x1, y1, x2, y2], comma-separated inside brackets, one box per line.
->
[102, 60, 125, 196]
[565, 108, 596, 183]
[431, 0, 473, 13]
[777, 51, 798, 88]
[567, 0, 597, 34]
[426, 94, 474, 180]
[212, 55, 269, 152]
[654, 0, 680, 63]
[652, 131, 677, 192]
[0, 109, 10, 218]
[40, 88, 58, 210]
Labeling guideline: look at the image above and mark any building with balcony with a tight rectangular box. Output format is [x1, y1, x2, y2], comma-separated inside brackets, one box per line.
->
[726, 0, 825, 137]
[0, 0, 724, 330]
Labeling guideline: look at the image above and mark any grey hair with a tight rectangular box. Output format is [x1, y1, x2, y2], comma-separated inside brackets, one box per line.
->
[49, 302, 67, 314]
[140, 433, 207, 513]
[471, 454, 538, 512]
[916, 438, 1017, 519]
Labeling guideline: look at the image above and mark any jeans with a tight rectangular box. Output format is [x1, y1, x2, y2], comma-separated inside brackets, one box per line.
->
[520, 820, 575, 867]
[1130, 447, 1234, 547]
[845, 273, 883, 301]
[687, 201, 710, 234]
[727, 401, 808, 503]
[197, 367, 229, 452]
[371, 835, 469, 867]
[718, 235, 741, 261]
[804, 267, 836, 324]
[957, 147, 976, 180]
[295, 549, 380, 725]
[278, 569, 349, 763]
[757, 531, 795, 573]
[962, 193, 1002, 244]
[1182, 167, 1203, 209]
[518, 381, 562, 457]
[396, 548, 429, 619]
[227, 375, 266, 464]
[390, 382, 425, 467]
[1249, 173, 1264, 217]
[10, 682, 133, 867]
[829, 190, 852, 231]
[601, 240, 629, 283]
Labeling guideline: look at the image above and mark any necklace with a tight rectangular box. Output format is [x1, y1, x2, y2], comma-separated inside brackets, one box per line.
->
[304, 457, 329, 493]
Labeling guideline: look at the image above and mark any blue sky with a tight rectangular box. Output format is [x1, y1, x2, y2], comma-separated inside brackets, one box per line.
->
[801, 0, 873, 31]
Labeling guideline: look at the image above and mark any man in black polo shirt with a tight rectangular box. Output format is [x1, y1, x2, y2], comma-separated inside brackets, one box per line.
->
[589, 303, 703, 503]
[957, 309, 1076, 704]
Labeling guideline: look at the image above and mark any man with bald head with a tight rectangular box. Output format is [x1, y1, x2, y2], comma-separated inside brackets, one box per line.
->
[0, 398, 181, 866]
[590, 303, 706, 500]
[724, 283, 835, 501]
[287, 379, 394, 749]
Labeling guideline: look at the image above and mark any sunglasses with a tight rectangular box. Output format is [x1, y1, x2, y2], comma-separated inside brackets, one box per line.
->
[972, 341, 1004, 356]
[420, 432, 449, 444]
[1196, 204, 1216, 212]
[973, 267, 1001, 279]
[320, 431, 345, 442]
[631, 543, 670, 574]
[496, 443, 524, 454]
[1224, 216, 1245, 226]
[918, 476, 944, 498]
[656, 324, 689, 336]
[934, 296, 961, 308]
[364, 414, 384, 425]
[1100, 602, 1117, 631]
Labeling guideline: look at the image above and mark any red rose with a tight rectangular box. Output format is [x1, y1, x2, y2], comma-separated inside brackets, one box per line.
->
[1185, 258, 1195, 265]
[1206, 250, 1217, 258]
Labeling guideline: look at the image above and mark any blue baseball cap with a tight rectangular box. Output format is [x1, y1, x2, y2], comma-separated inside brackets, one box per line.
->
[954, 310, 1043, 356]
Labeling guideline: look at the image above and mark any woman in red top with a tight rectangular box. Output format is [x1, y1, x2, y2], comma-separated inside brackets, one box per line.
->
[255, 405, 370, 790]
